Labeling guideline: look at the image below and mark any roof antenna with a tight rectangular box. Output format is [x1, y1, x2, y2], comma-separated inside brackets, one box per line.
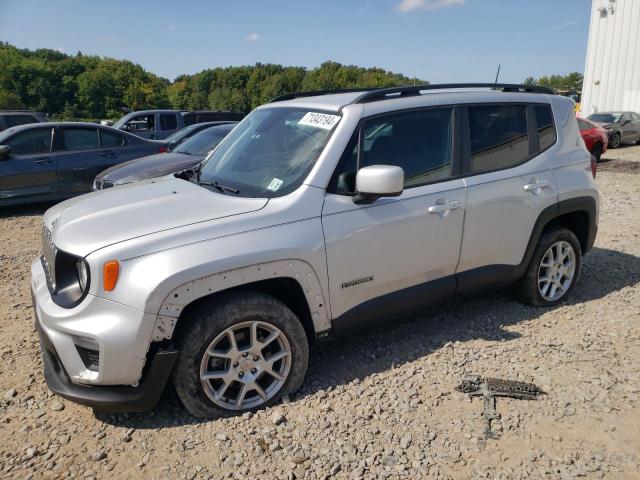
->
[493, 64, 501, 88]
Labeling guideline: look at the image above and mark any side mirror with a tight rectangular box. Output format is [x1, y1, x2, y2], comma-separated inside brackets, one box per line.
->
[353, 165, 404, 204]
[0, 145, 10, 160]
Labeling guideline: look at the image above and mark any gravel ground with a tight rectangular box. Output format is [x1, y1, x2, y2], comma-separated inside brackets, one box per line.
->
[0, 145, 639, 480]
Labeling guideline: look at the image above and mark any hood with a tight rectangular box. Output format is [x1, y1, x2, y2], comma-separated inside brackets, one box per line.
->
[44, 177, 267, 257]
[593, 122, 615, 129]
[97, 152, 204, 185]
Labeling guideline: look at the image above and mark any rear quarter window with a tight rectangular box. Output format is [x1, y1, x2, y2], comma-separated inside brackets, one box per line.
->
[99, 129, 126, 147]
[534, 105, 556, 150]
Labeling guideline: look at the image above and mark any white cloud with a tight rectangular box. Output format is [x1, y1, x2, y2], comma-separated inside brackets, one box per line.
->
[165, 23, 176, 32]
[244, 32, 260, 43]
[395, 0, 464, 12]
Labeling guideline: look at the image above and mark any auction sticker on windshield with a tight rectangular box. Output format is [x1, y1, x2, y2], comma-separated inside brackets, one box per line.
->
[267, 178, 284, 192]
[298, 112, 341, 130]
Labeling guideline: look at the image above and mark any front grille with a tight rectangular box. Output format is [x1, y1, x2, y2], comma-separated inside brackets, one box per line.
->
[41, 225, 57, 290]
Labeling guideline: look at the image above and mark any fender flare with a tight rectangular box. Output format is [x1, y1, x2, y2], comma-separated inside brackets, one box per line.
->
[151, 259, 331, 341]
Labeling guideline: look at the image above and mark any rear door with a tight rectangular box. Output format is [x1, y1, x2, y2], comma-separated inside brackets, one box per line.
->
[0, 126, 58, 202]
[456, 103, 558, 291]
[630, 113, 640, 141]
[57, 126, 118, 193]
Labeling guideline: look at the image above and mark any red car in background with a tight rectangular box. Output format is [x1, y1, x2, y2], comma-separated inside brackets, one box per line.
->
[578, 117, 608, 161]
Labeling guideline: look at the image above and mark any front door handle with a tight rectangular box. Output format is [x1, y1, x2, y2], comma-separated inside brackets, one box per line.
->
[35, 157, 52, 165]
[100, 151, 114, 157]
[428, 200, 461, 215]
[523, 179, 551, 193]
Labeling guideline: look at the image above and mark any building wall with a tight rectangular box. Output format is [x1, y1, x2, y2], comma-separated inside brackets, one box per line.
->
[581, 0, 640, 115]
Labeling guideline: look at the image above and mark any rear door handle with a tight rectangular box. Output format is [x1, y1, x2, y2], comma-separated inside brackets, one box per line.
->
[35, 157, 52, 165]
[428, 200, 461, 215]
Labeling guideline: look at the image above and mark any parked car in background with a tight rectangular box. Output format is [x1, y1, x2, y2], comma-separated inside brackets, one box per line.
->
[0, 110, 48, 131]
[113, 110, 245, 140]
[93, 123, 236, 190]
[586, 111, 640, 148]
[0, 122, 168, 206]
[165, 121, 238, 151]
[577, 117, 608, 161]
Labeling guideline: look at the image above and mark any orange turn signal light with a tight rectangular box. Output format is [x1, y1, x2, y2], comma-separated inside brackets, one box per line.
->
[103, 260, 119, 292]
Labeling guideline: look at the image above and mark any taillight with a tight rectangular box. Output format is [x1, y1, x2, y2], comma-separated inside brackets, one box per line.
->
[158, 146, 168, 153]
[590, 154, 597, 179]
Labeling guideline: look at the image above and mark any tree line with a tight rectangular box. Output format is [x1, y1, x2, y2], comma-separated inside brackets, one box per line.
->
[0, 42, 422, 120]
[523, 72, 583, 92]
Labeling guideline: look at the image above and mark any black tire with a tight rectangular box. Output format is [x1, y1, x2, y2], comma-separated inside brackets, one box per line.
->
[609, 132, 621, 148]
[172, 291, 309, 418]
[591, 142, 603, 161]
[515, 227, 582, 307]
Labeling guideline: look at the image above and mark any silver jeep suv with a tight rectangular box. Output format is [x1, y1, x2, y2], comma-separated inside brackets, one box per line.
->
[31, 84, 598, 417]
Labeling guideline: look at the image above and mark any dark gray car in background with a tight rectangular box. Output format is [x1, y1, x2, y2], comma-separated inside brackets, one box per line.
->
[93, 122, 236, 190]
[113, 109, 245, 139]
[0, 110, 48, 131]
[165, 121, 236, 150]
[586, 111, 640, 148]
[0, 122, 168, 207]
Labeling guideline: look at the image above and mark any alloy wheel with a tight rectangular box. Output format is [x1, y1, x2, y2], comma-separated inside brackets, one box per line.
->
[199, 321, 291, 410]
[537, 240, 576, 302]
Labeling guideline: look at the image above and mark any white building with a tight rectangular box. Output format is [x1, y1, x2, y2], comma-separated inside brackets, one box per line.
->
[581, 0, 640, 115]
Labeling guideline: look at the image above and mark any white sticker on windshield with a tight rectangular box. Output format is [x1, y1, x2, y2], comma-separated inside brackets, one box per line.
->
[298, 112, 341, 130]
[267, 178, 284, 192]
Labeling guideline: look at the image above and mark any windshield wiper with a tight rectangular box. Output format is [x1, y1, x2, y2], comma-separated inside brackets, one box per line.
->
[199, 180, 239, 194]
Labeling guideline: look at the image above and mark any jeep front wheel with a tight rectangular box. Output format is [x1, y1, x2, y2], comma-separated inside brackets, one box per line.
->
[172, 291, 309, 418]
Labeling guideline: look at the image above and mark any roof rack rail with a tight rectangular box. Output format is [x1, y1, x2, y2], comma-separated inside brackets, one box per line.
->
[351, 83, 556, 104]
[270, 88, 370, 103]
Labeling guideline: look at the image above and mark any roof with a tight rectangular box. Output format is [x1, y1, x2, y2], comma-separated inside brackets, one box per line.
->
[262, 84, 557, 113]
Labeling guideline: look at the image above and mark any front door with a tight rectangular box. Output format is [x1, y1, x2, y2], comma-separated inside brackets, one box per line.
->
[322, 106, 465, 331]
[0, 126, 58, 203]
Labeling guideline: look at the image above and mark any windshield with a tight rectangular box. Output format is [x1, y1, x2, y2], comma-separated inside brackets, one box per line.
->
[198, 108, 341, 198]
[166, 124, 197, 144]
[587, 113, 621, 123]
[175, 128, 227, 156]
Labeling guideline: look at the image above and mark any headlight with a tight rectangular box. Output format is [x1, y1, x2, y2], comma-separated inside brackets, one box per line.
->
[76, 260, 89, 292]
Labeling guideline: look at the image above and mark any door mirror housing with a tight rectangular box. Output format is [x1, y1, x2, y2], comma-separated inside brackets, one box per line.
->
[0, 145, 10, 160]
[353, 165, 404, 204]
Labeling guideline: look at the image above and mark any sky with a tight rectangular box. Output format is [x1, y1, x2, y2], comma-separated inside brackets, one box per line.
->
[0, 0, 592, 83]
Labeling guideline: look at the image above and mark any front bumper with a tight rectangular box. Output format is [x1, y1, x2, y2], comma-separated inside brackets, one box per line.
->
[31, 258, 161, 385]
[36, 314, 178, 411]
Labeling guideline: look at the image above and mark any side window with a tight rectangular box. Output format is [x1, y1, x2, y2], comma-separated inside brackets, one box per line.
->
[183, 113, 197, 126]
[468, 105, 528, 173]
[361, 108, 454, 188]
[535, 105, 556, 150]
[99, 129, 125, 147]
[124, 114, 154, 133]
[160, 114, 178, 131]
[632, 113, 640, 121]
[62, 128, 99, 151]
[6, 128, 52, 155]
[329, 108, 455, 193]
[5, 115, 38, 128]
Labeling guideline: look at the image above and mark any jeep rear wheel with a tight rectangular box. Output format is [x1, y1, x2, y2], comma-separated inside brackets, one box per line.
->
[172, 291, 309, 418]
[515, 227, 582, 307]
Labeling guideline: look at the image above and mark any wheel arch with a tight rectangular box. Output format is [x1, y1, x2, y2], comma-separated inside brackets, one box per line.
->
[151, 260, 330, 345]
[522, 196, 597, 274]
